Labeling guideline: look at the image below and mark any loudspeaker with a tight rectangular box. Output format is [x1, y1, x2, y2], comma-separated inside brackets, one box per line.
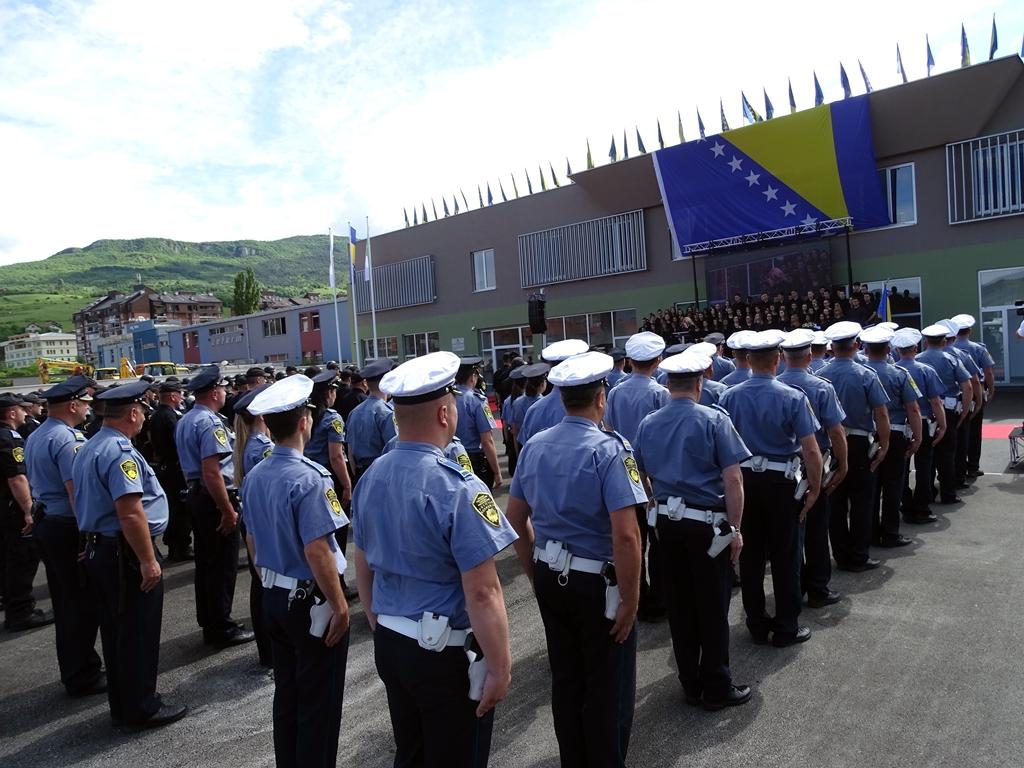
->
[528, 294, 547, 334]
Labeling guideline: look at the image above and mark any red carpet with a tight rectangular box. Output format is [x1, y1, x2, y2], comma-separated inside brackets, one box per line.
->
[982, 424, 1017, 440]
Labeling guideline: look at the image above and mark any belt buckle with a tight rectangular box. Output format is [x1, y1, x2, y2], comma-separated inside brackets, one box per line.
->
[704, 510, 714, 525]
[749, 456, 767, 473]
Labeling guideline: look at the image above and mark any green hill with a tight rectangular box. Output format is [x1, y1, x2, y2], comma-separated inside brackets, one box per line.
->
[0, 235, 350, 341]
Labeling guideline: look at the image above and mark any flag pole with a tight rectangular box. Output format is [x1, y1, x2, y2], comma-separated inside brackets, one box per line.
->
[366, 215, 379, 358]
[329, 226, 343, 364]
[347, 221, 361, 366]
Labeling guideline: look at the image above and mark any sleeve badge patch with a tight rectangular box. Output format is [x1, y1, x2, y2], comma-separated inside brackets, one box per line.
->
[12, 447, 24, 463]
[325, 488, 343, 515]
[472, 492, 501, 527]
[120, 459, 139, 481]
[263, 447, 273, 459]
[213, 427, 229, 446]
[332, 419, 344, 435]
[623, 456, 641, 484]
[457, 452, 473, 472]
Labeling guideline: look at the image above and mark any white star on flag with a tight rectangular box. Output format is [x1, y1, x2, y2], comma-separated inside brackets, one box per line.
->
[728, 156, 743, 172]
[745, 171, 761, 187]
[800, 214, 818, 226]
[781, 200, 797, 216]
[763, 185, 778, 201]
[710, 141, 725, 157]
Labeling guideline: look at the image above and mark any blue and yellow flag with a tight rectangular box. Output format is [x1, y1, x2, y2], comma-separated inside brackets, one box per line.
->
[788, 78, 796, 113]
[989, 14, 998, 60]
[653, 95, 890, 251]
[586, 139, 594, 170]
[813, 72, 824, 106]
[764, 88, 774, 120]
[897, 44, 908, 83]
[927, 35, 935, 76]
[636, 127, 647, 154]
[677, 111, 685, 143]
[697, 108, 706, 139]
[840, 64, 852, 98]
[961, 23, 971, 67]
[877, 283, 892, 322]
[858, 60, 873, 93]
[720, 99, 730, 132]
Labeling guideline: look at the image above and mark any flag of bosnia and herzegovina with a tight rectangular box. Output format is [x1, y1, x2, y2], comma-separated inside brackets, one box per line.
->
[653, 94, 890, 251]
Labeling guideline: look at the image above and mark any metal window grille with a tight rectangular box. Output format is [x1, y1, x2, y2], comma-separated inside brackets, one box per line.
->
[947, 129, 1024, 224]
[353, 255, 435, 313]
[518, 210, 647, 289]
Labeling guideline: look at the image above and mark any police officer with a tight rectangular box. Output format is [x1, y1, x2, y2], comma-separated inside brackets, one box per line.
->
[607, 348, 628, 389]
[510, 363, 549, 448]
[719, 331, 822, 646]
[354, 352, 516, 766]
[72, 380, 187, 729]
[687, 342, 728, 406]
[605, 331, 670, 622]
[25, 376, 104, 694]
[0, 393, 49, 631]
[634, 349, 752, 710]
[950, 314, 996, 478]
[305, 370, 353, 506]
[174, 366, 254, 646]
[344, 359, 396, 482]
[500, 366, 525, 476]
[518, 338, 590, 445]
[19, 393, 44, 439]
[938, 320, 983, 487]
[777, 329, 848, 608]
[506, 351, 645, 766]
[917, 325, 972, 505]
[452, 357, 503, 489]
[808, 332, 830, 374]
[335, 366, 367, 421]
[149, 380, 192, 561]
[819, 321, 890, 572]
[704, 332, 736, 380]
[861, 325, 923, 549]
[894, 328, 947, 524]
[720, 331, 754, 387]
[241, 376, 351, 767]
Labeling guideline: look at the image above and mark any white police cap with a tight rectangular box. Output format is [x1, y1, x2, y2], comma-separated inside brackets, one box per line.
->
[248, 374, 314, 416]
[951, 313, 975, 329]
[726, 330, 755, 350]
[860, 325, 895, 344]
[541, 338, 589, 363]
[878, 321, 899, 331]
[921, 323, 950, 338]
[379, 351, 460, 404]
[892, 328, 922, 348]
[937, 319, 959, 338]
[547, 351, 613, 387]
[661, 351, 712, 375]
[812, 331, 828, 346]
[781, 328, 816, 350]
[688, 341, 718, 357]
[1018, 319, 1024, 339]
[624, 331, 665, 362]
[824, 320, 863, 342]
[741, 329, 786, 350]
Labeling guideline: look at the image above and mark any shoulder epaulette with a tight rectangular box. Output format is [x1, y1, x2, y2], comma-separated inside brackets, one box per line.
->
[116, 437, 133, 452]
[299, 455, 332, 477]
[709, 403, 730, 416]
[602, 428, 634, 453]
[438, 455, 474, 481]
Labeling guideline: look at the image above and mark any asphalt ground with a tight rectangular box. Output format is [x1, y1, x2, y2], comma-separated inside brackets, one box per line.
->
[2, 394, 1023, 767]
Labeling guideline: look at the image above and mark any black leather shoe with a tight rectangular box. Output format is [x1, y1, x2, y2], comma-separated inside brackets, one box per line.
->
[878, 535, 913, 548]
[968, 469, 984, 478]
[807, 590, 841, 608]
[204, 626, 256, 647]
[342, 580, 360, 602]
[749, 631, 771, 645]
[68, 675, 107, 698]
[166, 547, 194, 563]
[5, 609, 55, 632]
[702, 685, 752, 711]
[772, 626, 811, 647]
[123, 702, 188, 731]
[940, 496, 963, 505]
[904, 512, 938, 524]
[638, 605, 667, 622]
[837, 558, 880, 572]
[955, 481, 969, 489]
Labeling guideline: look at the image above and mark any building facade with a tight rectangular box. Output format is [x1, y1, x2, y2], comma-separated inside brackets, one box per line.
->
[0, 332, 79, 368]
[343, 57, 1024, 384]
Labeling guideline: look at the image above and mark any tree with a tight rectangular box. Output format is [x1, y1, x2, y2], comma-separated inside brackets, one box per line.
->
[232, 267, 261, 316]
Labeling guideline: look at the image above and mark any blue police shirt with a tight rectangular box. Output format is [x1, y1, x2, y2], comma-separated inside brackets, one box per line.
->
[24, 418, 86, 518]
[604, 374, 670, 444]
[653, 369, 668, 386]
[174, 403, 234, 488]
[353, 441, 517, 628]
[345, 396, 396, 464]
[718, 374, 820, 458]
[634, 398, 751, 508]
[818, 358, 889, 432]
[711, 355, 736, 380]
[915, 349, 971, 398]
[947, 345, 981, 378]
[454, 385, 495, 453]
[304, 408, 345, 468]
[511, 393, 542, 434]
[243, 431, 274, 477]
[953, 338, 995, 372]
[607, 368, 628, 389]
[509, 417, 649, 562]
[383, 433, 474, 474]
[896, 358, 945, 419]
[777, 367, 847, 451]
[72, 426, 168, 536]
[864, 360, 921, 426]
[241, 445, 347, 580]
[519, 387, 566, 445]
[720, 367, 752, 387]
[700, 377, 728, 407]
[808, 357, 828, 374]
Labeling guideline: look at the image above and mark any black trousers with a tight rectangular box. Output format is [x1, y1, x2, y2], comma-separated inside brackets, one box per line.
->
[534, 566, 636, 768]
[739, 470, 802, 638]
[903, 424, 935, 515]
[656, 516, 734, 700]
[237, 518, 271, 666]
[157, 469, 191, 555]
[34, 514, 102, 692]
[1, 502, 39, 624]
[802, 488, 832, 600]
[468, 452, 495, 490]
[932, 408, 959, 501]
[374, 624, 493, 768]
[83, 534, 163, 724]
[187, 489, 239, 634]
[265, 586, 349, 768]
[503, 428, 518, 477]
[873, 432, 909, 541]
[967, 401, 985, 473]
[829, 436, 875, 569]
[635, 506, 664, 614]
[955, 407, 972, 483]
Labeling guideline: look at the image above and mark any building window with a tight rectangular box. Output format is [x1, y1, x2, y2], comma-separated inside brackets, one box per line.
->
[863, 277, 922, 329]
[310, 312, 320, 331]
[262, 317, 286, 337]
[265, 353, 289, 363]
[876, 163, 916, 226]
[352, 255, 436, 313]
[362, 336, 398, 360]
[544, 308, 637, 350]
[947, 129, 1024, 223]
[300, 314, 309, 333]
[472, 249, 496, 292]
[402, 331, 441, 360]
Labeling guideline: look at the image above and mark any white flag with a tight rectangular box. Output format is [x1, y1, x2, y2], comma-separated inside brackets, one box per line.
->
[328, 229, 336, 290]
[364, 231, 372, 281]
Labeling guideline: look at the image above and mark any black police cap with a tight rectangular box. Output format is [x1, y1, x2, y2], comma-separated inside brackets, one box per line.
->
[519, 362, 551, 379]
[609, 348, 626, 361]
[95, 379, 152, 404]
[41, 375, 94, 404]
[232, 383, 271, 414]
[185, 366, 228, 393]
[0, 393, 25, 409]
[312, 370, 339, 387]
[359, 358, 394, 380]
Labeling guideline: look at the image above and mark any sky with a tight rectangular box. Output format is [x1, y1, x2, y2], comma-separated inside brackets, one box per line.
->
[0, 0, 1022, 266]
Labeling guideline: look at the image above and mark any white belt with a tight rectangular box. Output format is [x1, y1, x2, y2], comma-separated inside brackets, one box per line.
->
[890, 423, 914, 438]
[376, 614, 468, 648]
[942, 396, 962, 412]
[260, 568, 301, 591]
[740, 455, 801, 476]
[655, 499, 727, 525]
[532, 546, 604, 575]
[845, 428, 873, 438]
